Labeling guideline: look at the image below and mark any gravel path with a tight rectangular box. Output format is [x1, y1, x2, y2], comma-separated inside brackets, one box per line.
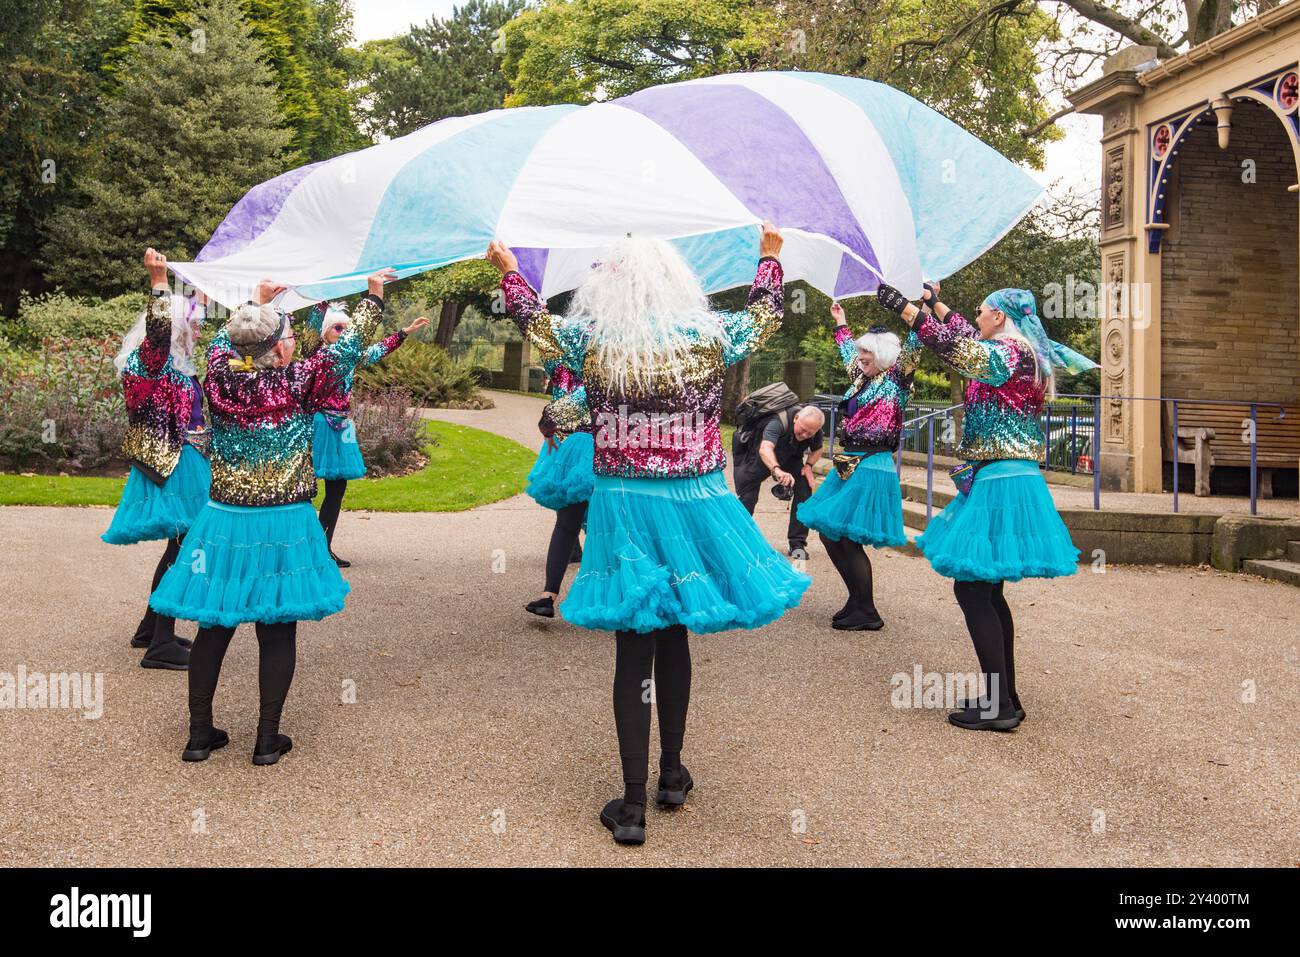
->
[1, 391, 1297, 866]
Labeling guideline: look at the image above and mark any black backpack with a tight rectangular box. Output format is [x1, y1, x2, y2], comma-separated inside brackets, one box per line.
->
[732, 381, 800, 461]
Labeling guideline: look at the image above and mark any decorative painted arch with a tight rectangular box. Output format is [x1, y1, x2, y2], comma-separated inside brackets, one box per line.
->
[1146, 64, 1300, 254]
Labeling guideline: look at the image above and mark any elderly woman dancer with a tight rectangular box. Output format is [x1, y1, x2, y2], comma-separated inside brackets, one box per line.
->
[523, 347, 594, 619]
[797, 302, 921, 631]
[151, 268, 402, 765]
[876, 281, 1093, 731]
[306, 302, 429, 567]
[488, 224, 809, 846]
[102, 249, 211, 671]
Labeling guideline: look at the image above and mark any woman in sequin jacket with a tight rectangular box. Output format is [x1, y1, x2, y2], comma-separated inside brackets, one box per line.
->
[877, 280, 1090, 732]
[102, 249, 212, 672]
[306, 303, 428, 567]
[151, 268, 406, 766]
[488, 224, 809, 847]
[521, 347, 594, 621]
[797, 303, 922, 630]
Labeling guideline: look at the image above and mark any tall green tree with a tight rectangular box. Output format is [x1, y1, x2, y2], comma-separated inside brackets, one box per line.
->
[0, 0, 133, 313]
[108, 0, 362, 159]
[499, 0, 780, 106]
[41, 0, 296, 294]
[357, 0, 526, 140]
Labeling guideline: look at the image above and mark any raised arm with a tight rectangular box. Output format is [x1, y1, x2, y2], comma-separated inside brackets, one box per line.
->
[878, 282, 1014, 387]
[488, 241, 586, 373]
[721, 223, 785, 368]
[138, 248, 174, 377]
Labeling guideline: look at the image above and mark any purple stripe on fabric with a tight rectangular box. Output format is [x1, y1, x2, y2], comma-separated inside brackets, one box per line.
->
[196, 161, 325, 262]
[511, 247, 550, 292]
[833, 252, 880, 297]
[620, 83, 880, 273]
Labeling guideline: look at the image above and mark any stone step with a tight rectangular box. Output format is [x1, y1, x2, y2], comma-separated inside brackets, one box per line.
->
[902, 499, 938, 532]
[1287, 540, 1300, 563]
[1242, 558, 1300, 587]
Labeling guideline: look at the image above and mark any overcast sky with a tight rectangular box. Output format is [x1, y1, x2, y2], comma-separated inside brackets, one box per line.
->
[351, 0, 1100, 199]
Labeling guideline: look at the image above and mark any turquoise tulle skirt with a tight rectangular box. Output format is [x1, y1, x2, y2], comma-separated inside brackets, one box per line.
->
[561, 471, 811, 635]
[526, 431, 596, 510]
[915, 459, 1079, 582]
[102, 445, 211, 545]
[312, 412, 366, 481]
[150, 500, 350, 628]
[796, 451, 906, 547]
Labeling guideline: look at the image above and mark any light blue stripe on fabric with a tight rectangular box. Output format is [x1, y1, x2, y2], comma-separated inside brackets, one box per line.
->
[860, 451, 898, 472]
[670, 226, 761, 294]
[789, 72, 1043, 281]
[972, 459, 1040, 481]
[356, 105, 580, 277]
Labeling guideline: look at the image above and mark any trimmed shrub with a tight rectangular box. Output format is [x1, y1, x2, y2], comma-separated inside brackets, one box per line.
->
[13, 292, 146, 345]
[356, 341, 483, 407]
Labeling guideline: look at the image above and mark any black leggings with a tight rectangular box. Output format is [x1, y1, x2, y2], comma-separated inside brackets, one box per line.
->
[134, 537, 183, 649]
[612, 626, 691, 805]
[819, 533, 876, 612]
[188, 622, 298, 738]
[952, 581, 1016, 707]
[318, 479, 347, 547]
[543, 501, 586, 594]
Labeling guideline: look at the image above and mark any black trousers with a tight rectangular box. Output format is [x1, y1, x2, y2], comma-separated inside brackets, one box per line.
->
[952, 580, 1017, 708]
[318, 478, 347, 547]
[544, 501, 586, 594]
[734, 459, 811, 549]
[612, 626, 691, 799]
[187, 621, 298, 739]
[133, 536, 183, 649]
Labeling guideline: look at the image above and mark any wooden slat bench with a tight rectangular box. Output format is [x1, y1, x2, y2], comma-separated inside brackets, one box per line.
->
[1162, 402, 1300, 497]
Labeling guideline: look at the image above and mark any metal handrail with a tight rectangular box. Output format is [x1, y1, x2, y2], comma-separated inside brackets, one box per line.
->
[1056, 394, 1288, 515]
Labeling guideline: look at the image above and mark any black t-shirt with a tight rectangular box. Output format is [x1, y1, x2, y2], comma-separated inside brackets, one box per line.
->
[760, 408, 823, 467]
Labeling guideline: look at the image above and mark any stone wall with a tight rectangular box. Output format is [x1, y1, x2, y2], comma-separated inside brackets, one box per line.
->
[1160, 102, 1299, 404]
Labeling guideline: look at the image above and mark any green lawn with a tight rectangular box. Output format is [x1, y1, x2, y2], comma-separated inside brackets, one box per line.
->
[0, 421, 533, 512]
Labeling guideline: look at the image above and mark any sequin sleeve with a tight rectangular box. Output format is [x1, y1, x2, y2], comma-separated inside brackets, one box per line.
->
[720, 257, 784, 368]
[305, 303, 327, 337]
[894, 330, 924, 379]
[363, 330, 406, 367]
[833, 324, 857, 375]
[501, 271, 586, 373]
[914, 311, 1013, 387]
[138, 293, 173, 377]
[539, 385, 589, 438]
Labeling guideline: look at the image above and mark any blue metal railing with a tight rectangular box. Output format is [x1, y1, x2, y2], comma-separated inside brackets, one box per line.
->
[814, 391, 1290, 518]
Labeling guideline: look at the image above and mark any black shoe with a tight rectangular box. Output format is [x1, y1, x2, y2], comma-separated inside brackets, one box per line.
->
[831, 599, 856, 622]
[141, 638, 190, 671]
[131, 633, 192, 649]
[832, 608, 884, 631]
[253, 733, 294, 766]
[599, 798, 647, 845]
[789, 546, 809, 561]
[955, 695, 1026, 721]
[330, 549, 351, 569]
[569, 541, 583, 564]
[947, 706, 1022, 731]
[181, 727, 230, 762]
[525, 596, 555, 618]
[655, 765, 694, 808]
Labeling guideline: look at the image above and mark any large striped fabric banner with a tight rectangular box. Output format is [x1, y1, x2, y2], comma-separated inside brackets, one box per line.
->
[172, 72, 1043, 311]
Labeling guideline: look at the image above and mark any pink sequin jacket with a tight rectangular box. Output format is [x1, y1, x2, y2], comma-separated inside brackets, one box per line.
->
[833, 324, 923, 452]
[912, 310, 1045, 462]
[119, 292, 206, 484]
[306, 303, 408, 429]
[500, 258, 784, 479]
[203, 294, 385, 507]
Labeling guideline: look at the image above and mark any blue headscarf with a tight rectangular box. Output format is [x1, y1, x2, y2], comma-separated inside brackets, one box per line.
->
[983, 288, 1097, 376]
